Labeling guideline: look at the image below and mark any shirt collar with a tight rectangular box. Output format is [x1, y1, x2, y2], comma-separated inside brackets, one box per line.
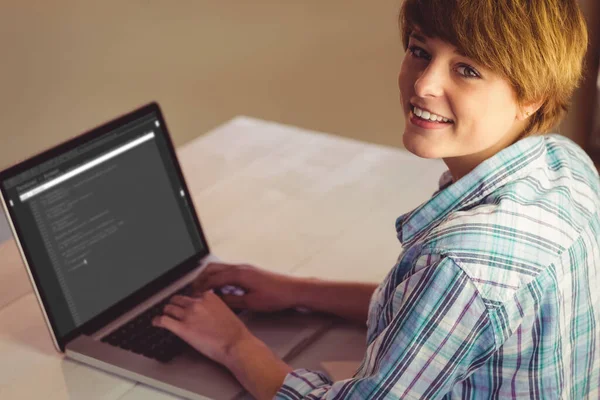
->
[396, 135, 547, 246]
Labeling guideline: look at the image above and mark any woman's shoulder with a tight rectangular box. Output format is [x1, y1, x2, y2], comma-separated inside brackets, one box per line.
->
[422, 195, 573, 272]
[432, 134, 600, 253]
[419, 155, 596, 302]
[542, 133, 600, 185]
[399, 133, 600, 306]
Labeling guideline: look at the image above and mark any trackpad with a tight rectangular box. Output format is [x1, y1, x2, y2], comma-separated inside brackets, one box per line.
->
[244, 309, 335, 360]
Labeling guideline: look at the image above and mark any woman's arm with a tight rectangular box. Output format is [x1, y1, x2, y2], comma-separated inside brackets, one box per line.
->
[291, 278, 379, 324]
[219, 279, 379, 398]
[192, 262, 378, 324]
[223, 334, 293, 400]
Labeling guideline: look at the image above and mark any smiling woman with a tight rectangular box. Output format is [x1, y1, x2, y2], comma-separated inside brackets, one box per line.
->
[151, 1, 600, 399]
[397, 0, 589, 180]
[400, 0, 589, 137]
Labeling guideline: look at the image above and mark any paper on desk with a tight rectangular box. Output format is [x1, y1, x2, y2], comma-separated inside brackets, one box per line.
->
[320, 361, 362, 381]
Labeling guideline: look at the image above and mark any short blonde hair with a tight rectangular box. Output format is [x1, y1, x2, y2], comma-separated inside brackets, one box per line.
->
[399, 0, 589, 137]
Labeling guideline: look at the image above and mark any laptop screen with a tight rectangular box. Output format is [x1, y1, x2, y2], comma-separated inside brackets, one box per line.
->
[0, 105, 206, 340]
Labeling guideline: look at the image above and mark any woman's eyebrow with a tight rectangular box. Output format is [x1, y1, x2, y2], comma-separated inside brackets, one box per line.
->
[409, 32, 427, 44]
[409, 31, 468, 58]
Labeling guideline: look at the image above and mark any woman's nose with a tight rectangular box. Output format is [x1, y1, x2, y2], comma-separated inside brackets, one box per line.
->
[414, 64, 446, 98]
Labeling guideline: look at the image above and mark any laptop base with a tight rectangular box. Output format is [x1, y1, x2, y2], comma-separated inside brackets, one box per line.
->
[66, 310, 340, 400]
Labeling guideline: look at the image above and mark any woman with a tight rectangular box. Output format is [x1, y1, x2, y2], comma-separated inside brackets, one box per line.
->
[153, 0, 599, 398]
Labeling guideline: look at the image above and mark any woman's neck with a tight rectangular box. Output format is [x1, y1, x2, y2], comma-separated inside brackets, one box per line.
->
[443, 130, 523, 182]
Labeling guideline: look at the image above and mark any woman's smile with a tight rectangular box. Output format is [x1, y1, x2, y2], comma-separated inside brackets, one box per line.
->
[408, 107, 454, 130]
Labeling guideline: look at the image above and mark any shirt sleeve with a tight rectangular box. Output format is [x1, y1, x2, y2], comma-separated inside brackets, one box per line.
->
[275, 257, 498, 399]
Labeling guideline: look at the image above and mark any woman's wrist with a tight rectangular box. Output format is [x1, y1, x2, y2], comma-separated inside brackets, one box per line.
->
[287, 276, 320, 309]
[222, 331, 293, 399]
[222, 330, 259, 369]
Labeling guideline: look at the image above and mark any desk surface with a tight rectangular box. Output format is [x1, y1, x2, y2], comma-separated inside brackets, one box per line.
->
[0, 117, 447, 399]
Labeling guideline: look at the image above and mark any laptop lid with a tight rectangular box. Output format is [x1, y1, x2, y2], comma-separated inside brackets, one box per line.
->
[0, 102, 210, 352]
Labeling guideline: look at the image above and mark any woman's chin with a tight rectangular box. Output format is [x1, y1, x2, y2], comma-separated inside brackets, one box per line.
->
[402, 130, 443, 159]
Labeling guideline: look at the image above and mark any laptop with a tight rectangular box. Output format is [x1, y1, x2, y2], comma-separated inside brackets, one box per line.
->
[0, 102, 334, 400]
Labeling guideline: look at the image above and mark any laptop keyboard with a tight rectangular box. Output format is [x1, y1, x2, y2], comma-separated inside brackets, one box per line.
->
[101, 283, 196, 363]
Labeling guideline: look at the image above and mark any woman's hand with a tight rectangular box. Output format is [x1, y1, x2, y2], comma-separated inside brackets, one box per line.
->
[151, 291, 252, 366]
[192, 262, 301, 313]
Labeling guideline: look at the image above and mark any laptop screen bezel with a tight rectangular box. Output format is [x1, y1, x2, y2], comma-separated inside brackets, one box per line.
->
[0, 102, 211, 351]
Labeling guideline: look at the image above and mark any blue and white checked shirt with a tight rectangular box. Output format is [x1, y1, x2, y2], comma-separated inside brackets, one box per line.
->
[276, 134, 600, 399]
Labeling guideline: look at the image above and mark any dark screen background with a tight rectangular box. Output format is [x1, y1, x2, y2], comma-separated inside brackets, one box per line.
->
[1, 112, 204, 336]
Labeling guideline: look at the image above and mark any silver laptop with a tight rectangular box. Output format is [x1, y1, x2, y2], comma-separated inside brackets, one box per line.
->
[0, 103, 334, 400]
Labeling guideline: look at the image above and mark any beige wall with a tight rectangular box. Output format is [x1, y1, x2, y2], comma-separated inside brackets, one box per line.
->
[1, 1, 598, 171]
[0, 1, 404, 170]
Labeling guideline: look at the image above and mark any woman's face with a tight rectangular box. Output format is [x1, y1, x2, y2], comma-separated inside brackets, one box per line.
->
[398, 30, 532, 178]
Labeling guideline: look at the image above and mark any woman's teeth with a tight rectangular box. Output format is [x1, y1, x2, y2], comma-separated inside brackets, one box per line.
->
[412, 106, 453, 123]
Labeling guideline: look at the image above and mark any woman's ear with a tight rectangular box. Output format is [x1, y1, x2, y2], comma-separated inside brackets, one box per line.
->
[518, 99, 544, 121]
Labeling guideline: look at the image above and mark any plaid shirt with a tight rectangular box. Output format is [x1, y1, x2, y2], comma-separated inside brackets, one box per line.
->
[276, 134, 600, 399]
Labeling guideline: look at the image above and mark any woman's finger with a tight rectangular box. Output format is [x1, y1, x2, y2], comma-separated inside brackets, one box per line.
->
[199, 262, 229, 276]
[193, 263, 232, 288]
[152, 315, 187, 337]
[169, 295, 194, 308]
[163, 304, 186, 320]
[194, 269, 246, 293]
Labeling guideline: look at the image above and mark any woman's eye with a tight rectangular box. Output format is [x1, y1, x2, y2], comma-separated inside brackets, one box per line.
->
[457, 65, 480, 79]
[408, 45, 429, 60]
[408, 45, 480, 79]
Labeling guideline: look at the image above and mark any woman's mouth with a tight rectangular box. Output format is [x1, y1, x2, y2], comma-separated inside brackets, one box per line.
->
[409, 105, 454, 130]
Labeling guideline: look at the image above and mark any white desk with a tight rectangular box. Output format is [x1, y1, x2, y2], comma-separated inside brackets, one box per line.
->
[0, 117, 447, 399]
